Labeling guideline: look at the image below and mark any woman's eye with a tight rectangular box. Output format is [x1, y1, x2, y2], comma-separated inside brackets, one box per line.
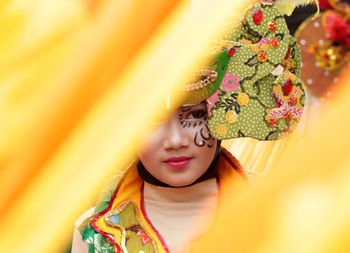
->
[186, 109, 207, 120]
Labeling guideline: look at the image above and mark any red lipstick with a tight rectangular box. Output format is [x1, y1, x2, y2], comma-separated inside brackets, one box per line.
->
[164, 156, 191, 169]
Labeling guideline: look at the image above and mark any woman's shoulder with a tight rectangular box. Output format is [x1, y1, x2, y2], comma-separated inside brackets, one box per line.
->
[72, 172, 125, 252]
[75, 207, 96, 229]
[76, 172, 125, 233]
[94, 172, 124, 214]
[72, 207, 96, 253]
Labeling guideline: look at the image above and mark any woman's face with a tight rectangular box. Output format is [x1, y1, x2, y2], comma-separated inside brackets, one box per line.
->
[138, 102, 217, 187]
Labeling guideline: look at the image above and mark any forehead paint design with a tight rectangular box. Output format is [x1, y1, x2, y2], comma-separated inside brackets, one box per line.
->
[179, 107, 215, 148]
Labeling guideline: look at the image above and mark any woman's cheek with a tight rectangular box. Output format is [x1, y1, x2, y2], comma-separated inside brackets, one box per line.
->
[191, 119, 215, 149]
[178, 107, 215, 149]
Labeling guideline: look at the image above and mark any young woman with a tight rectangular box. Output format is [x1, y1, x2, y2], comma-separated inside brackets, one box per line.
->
[72, 1, 306, 252]
[72, 101, 246, 253]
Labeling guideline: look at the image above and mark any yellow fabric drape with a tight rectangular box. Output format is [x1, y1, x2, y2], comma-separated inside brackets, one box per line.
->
[0, 0, 252, 252]
[1, 0, 350, 252]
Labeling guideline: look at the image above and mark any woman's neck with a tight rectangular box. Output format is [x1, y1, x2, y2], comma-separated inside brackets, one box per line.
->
[143, 178, 218, 202]
[142, 178, 219, 253]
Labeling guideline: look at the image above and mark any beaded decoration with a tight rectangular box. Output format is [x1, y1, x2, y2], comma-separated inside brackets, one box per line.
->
[181, 70, 218, 91]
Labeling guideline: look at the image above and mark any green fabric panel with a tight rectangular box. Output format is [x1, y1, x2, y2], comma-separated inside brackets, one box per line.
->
[106, 202, 157, 253]
[288, 35, 302, 76]
[184, 49, 231, 104]
[79, 221, 96, 243]
[77, 173, 124, 253]
[78, 221, 115, 253]
[207, 2, 305, 141]
[93, 233, 115, 253]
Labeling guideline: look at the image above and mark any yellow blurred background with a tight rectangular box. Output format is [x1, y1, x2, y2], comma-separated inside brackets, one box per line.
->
[0, 0, 349, 252]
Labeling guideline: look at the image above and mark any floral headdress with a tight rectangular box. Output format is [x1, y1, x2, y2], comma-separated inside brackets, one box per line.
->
[182, 0, 312, 141]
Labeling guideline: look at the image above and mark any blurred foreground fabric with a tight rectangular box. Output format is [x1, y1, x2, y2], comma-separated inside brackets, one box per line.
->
[0, 0, 350, 252]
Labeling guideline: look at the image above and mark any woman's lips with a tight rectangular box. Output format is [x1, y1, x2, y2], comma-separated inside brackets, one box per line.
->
[164, 156, 192, 169]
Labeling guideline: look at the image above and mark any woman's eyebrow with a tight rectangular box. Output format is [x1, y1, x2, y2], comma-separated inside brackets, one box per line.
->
[179, 106, 192, 112]
[180, 106, 206, 112]
[180, 102, 205, 109]
[181, 102, 202, 107]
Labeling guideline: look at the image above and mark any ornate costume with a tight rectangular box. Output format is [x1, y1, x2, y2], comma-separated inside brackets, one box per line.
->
[72, 1, 309, 252]
[73, 148, 245, 253]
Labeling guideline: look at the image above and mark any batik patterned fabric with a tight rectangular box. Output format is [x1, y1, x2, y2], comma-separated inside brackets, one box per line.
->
[185, 0, 305, 141]
[207, 1, 304, 140]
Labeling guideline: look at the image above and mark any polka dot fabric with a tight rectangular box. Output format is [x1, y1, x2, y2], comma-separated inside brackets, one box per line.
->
[206, 1, 305, 141]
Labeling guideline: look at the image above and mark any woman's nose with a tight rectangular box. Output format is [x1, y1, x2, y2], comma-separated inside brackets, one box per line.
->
[163, 117, 189, 150]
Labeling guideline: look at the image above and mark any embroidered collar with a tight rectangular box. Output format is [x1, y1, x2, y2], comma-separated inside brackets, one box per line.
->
[91, 147, 246, 253]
